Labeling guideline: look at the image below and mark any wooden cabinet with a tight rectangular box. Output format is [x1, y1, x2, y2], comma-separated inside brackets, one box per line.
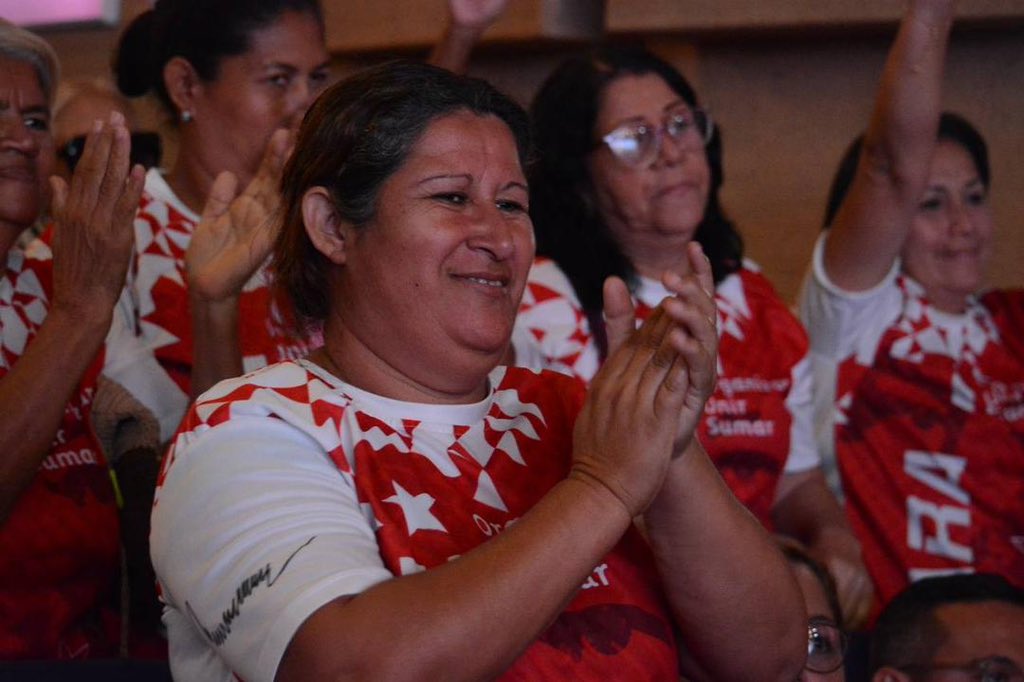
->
[606, 0, 1024, 33]
[324, 0, 602, 54]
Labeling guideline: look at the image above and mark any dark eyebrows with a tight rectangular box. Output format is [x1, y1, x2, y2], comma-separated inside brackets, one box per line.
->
[502, 181, 529, 195]
[0, 101, 49, 118]
[417, 173, 471, 187]
[264, 60, 331, 73]
[662, 98, 688, 114]
[608, 98, 689, 130]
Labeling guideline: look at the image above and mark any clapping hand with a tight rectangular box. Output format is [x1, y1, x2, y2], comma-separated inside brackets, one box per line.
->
[570, 242, 718, 517]
[49, 111, 145, 317]
[186, 128, 292, 303]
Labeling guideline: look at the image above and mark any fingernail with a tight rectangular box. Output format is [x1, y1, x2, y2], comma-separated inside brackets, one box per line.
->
[93, 119, 103, 132]
[109, 110, 125, 126]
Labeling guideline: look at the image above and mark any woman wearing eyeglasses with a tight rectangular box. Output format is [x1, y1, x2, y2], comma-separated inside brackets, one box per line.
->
[511, 46, 873, 631]
[779, 540, 849, 681]
[515, 45, 873, 629]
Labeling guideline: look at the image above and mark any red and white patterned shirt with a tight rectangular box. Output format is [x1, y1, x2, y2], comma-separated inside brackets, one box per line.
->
[152, 360, 678, 682]
[127, 169, 312, 398]
[515, 258, 819, 527]
[0, 243, 120, 660]
[800, 233, 1024, 611]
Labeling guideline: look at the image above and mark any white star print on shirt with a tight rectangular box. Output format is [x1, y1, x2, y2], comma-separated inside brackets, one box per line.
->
[384, 481, 448, 535]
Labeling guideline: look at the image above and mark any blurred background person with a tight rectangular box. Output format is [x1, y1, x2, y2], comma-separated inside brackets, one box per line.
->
[110, 0, 331, 413]
[781, 538, 849, 682]
[0, 21, 155, 661]
[868, 573, 1024, 682]
[509, 43, 873, 629]
[799, 0, 1024, 620]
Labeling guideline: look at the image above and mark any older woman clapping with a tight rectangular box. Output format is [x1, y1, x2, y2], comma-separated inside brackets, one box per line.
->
[151, 62, 805, 682]
[0, 23, 148, 659]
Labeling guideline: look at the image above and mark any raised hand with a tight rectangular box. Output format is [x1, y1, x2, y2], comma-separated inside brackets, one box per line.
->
[570, 242, 718, 517]
[448, 0, 509, 31]
[186, 128, 292, 303]
[429, 0, 509, 73]
[49, 111, 145, 316]
[657, 242, 718, 454]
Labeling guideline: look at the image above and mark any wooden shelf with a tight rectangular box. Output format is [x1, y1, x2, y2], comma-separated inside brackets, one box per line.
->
[324, 0, 602, 54]
[606, 0, 1024, 34]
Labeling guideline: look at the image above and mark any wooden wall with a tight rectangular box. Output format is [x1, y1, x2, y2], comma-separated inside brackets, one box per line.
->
[32, 0, 1024, 303]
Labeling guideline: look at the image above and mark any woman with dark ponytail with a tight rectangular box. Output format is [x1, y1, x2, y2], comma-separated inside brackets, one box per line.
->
[110, 0, 331, 415]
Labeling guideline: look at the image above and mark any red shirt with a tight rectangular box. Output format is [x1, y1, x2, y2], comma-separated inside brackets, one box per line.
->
[128, 170, 312, 395]
[0, 245, 120, 660]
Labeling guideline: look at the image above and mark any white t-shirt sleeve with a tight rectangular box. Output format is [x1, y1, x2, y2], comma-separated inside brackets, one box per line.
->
[782, 355, 820, 474]
[798, 231, 903, 498]
[152, 417, 392, 682]
[513, 259, 600, 382]
[798, 231, 902, 363]
[102, 291, 188, 442]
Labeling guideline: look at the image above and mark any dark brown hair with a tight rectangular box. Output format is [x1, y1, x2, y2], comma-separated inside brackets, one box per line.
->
[274, 60, 531, 325]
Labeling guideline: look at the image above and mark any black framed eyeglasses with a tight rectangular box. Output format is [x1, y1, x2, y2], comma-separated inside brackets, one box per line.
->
[57, 131, 162, 173]
[900, 656, 1024, 682]
[598, 105, 713, 167]
[805, 616, 847, 674]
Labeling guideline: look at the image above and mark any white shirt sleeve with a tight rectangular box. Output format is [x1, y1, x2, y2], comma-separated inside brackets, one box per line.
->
[102, 290, 188, 442]
[152, 417, 393, 682]
[513, 259, 600, 382]
[798, 231, 902, 364]
[797, 232, 903, 498]
[782, 355, 820, 474]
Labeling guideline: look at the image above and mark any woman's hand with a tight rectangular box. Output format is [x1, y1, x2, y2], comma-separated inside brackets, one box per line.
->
[49, 111, 145, 316]
[429, 0, 508, 73]
[186, 128, 291, 303]
[447, 0, 509, 31]
[812, 527, 875, 630]
[570, 242, 718, 518]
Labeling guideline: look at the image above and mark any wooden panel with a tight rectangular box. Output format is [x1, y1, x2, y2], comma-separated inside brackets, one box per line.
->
[324, 0, 602, 54]
[607, 0, 1024, 33]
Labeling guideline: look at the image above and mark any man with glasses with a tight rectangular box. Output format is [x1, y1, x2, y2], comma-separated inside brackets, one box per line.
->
[869, 574, 1024, 682]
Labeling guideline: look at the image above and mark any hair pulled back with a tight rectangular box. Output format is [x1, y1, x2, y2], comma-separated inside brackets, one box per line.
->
[113, 0, 324, 115]
[274, 60, 531, 325]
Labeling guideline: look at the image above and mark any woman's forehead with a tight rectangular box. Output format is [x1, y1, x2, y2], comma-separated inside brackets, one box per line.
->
[598, 73, 681, 125]
[400, 111, 525, 179]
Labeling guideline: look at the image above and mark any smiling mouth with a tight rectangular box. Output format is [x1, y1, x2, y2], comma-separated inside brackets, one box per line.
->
[454, 274, 509, 289]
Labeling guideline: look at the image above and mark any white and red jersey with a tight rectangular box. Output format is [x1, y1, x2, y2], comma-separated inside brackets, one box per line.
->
[514, 258, 819, 527]
[152, 360, 678, 682]
[126, 169, 312, 398]
[800, 233, 1024, 611]
[0, 244, 120, 660]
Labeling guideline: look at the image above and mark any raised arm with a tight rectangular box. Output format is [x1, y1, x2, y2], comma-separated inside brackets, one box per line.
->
[186, 128, 290, 398]
[0, 112, 144, 521]
[427, 0, 508, 74]
[635, 244, 806, 681]
[823, 0, 957, 291]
